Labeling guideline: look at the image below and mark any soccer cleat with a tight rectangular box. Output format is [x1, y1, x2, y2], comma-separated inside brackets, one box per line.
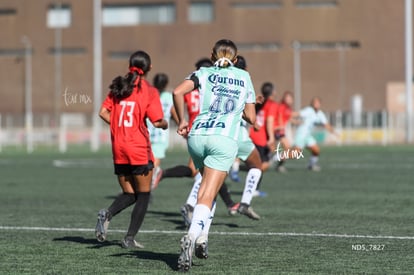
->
[252, 190, 268, 198]
[95, 209, 110, 242]
[195, 236, 208, 259]
[121, 236, 144, 249]
[238, 203, 261, 220]
[177, 235, 193, 272]
[276, 165, 287, 173]
[228, 202, 240, 216]
[229, 170, 240, 182]
[308, 165, 321, 172]
[180, 204, 194, 227]
[151, 167, 163, 190]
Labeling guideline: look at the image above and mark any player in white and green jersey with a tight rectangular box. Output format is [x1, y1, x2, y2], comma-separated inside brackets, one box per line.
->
[147, 73, 178, 187]
[188, 69, 255, 141]
[173, 39, 256, 272]
[293, 97, 335, 171]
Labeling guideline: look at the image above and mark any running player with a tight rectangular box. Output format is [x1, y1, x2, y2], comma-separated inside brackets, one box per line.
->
[249, 82, 277, 196]
[173, 39, 256, 272]
[151, 58, 241, 220]
[147, 73, 178, 189]
[292, 97, 335, 171]
[94, 51, 168, 248]
[273, 90, 295, 172]
[249, 82, 277, 171]
[181, 55, 262, 229]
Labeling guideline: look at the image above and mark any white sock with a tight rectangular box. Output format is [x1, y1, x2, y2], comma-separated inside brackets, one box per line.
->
[198, 201, 216, 243]
[194, 172, 202, 182]
[186, 176, 202, 208]
[241, 168, 262, 205]
[188, 204, 211, 242]
[231, 160, 240, 172]
[309, 156, 319, 167]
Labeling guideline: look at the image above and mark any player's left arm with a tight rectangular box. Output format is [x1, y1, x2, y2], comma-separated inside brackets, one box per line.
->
[170, 105, 179, 125]
[243, 103, 256, 125]
[320, 111, 337, 135]
[324, 123, 336, 134]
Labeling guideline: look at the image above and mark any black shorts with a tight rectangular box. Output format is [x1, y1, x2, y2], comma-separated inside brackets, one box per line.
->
[274, 130, 285, 140]
[114, 161, 154, 176]
[255, 145, 271, 162]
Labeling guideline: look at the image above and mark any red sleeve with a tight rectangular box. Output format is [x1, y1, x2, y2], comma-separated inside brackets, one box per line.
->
[266, 101, 278, 118]
[146, 86, 164, 123]
[101, 92, 113, 111]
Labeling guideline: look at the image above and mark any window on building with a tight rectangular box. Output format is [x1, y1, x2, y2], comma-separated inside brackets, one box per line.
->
[238, 42, 282, 52]
[295, 0, 338, 8]
[47, 4, 71, 28]
[0, 8, 17, 16]
[0, 49, 27, 57]
[231, 2, 282, 9]
[102, 4, 175, 26]
[294, 41, 360, 50]
[48, 47, 86, 55]
[108, 51, 133, 59]
[188, 1, 214, 23]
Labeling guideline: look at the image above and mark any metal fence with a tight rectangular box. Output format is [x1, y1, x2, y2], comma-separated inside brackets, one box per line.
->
[0, 111, 412, 153]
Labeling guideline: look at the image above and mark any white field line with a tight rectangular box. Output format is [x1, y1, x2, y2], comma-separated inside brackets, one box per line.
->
[0, 226, 413, 240]
[49, 158, 414, 170]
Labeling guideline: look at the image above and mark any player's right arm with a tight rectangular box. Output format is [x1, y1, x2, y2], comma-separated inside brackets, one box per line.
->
[173, 79, 195, 136]
[99, 107, 111, 125]
[99, 93, 113, 125]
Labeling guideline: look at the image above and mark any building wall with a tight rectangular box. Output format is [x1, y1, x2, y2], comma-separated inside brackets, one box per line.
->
[0, 0, 407, 120]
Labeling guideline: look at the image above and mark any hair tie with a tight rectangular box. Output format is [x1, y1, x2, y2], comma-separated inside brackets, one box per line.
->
[129, 66, 144, 75]
[214, 57, 234, 67]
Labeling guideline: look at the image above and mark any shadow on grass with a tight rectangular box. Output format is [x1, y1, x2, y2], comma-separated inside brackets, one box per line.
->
[53, 236, 120, 249]
[110, 250, 180, 271]
[146, 210, 187, 230]
[146, 210, 182, 217]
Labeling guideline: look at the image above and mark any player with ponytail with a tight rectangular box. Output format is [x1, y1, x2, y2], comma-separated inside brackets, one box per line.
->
[173, 39, 256, 272]
[95, 50, 168, 249]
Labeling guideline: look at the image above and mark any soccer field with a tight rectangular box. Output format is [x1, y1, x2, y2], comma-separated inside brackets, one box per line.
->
[1, 145, 414, 274]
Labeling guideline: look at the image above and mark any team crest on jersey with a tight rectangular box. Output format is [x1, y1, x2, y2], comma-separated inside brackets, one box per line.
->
[194, 116, 226, 130]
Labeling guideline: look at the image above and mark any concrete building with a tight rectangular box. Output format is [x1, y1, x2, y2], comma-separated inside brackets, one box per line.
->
[0, 0, 408, 126]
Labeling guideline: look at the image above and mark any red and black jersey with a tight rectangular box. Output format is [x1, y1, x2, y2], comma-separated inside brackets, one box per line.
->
[102, 78, 164, 165]
[249, 99, 278, 146]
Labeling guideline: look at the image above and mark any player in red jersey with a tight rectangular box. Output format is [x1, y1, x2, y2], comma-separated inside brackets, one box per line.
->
[249, 82, 277, 171]
[95, 50, 168, 248]
[248, 82, 277, 197]
[273, 91, 295, 172]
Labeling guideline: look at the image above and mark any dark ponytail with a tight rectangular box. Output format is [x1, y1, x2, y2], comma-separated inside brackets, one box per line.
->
[109, 50, 151, 99]
[256, 82, 274, 113]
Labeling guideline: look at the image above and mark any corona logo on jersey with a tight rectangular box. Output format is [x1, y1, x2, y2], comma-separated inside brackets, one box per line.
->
[194, 116, 225, 130]
[208, 74, 245, 87]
